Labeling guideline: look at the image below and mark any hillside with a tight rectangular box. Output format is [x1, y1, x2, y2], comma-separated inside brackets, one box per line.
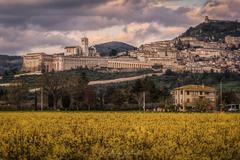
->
[94, 41, 136, 57]
[0, 55, 22, 75]
[180, 20, 240, 42]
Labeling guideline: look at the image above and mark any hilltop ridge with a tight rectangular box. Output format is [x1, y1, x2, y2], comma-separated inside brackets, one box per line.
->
[180, 17, 240, 42]
[93, 41, 136, 57]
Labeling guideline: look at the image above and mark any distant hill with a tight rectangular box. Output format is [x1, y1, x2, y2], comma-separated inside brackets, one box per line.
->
[94, 41, 137, 57]
[0, 55, 22, 75]
[180, 20, 240, 42]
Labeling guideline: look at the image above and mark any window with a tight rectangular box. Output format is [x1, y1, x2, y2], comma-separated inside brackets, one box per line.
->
[187, 91, 190, 95]
[200, 91, 203, 95]
[181, 91, 183, 95]
[165, 51, 168, 57]
[187, 99, 190, 103]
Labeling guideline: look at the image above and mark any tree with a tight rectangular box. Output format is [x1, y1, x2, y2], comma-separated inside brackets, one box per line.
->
[48, 94, 54, 109]
[0, 88, 5, 100]
[165, 69, 174, 76]
[109, 49, 118, 56]
[222, 91, 240, 104]
[84, 86, 96, 110]
[70, 73, 89, 110]
[61, 92, 71, 110]
[193, 98, 212, 112]
[131, 78, 156, 111]
[111, 89, 126, 106]
[132, 79, 145, 110]
[0, 88, 8, 102]
[95, 87, 107, 110]
[39, 72, 68, 110]
[7, 80, 28, 110]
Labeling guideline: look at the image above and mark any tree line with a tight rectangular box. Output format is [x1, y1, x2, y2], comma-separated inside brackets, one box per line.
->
[0, 71, 172, 111]
[0, 70, 239, 111]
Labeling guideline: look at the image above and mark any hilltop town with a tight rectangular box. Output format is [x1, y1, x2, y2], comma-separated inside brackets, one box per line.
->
[22, 17, 240, 74]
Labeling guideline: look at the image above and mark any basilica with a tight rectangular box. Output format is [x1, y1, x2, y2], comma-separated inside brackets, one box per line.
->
[22, 37, 153, 72]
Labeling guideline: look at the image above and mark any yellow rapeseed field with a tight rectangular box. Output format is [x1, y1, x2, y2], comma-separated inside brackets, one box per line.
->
[0, 112, 239, 159]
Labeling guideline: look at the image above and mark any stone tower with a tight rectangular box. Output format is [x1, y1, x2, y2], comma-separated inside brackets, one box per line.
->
[81, 37, 89, 57]
[205, 16, 210, 23]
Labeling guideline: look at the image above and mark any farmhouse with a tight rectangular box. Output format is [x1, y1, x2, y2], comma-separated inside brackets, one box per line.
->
[172, 85, 217, 111]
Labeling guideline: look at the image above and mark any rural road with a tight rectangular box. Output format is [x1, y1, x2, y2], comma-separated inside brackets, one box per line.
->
[0, 72, 163, 91]
[88, 72, 163, 86]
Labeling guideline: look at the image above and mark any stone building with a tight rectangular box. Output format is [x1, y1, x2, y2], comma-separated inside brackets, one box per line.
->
[22, 53, 152, 72]
[225, 36, 240, 48]
[64, 46, 82, 56]
[172, 85, 217, 111]
[195, 48, 224, 58]
[22, 53, 54, 72]
[107, 58, 152, 69]
[22, 37, 153, 72]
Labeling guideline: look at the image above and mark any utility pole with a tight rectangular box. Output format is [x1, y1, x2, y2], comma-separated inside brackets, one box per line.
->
[143, 91, 146, 111]
[220, 79, 223, 111]
[220, 80, 223, 105]
[34, 89, 38, 111]
[41, 87, 44, 111]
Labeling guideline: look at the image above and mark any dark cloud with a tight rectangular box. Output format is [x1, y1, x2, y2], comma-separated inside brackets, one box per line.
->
[0, 0, 194, 30]
[0, 0, 239, 54]
[0, 27, 77, 54]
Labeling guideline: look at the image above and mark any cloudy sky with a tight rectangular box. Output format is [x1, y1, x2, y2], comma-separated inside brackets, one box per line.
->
[0, 0, 239, 55]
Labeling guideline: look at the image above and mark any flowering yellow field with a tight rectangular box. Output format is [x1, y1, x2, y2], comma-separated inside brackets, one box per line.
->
[0, 112, 239, 159]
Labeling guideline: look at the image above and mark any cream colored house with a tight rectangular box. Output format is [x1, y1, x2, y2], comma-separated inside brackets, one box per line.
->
[172, 85, 217, 111]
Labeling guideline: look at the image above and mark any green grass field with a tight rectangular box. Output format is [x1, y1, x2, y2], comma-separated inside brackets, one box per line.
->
[0, 112, 239, 159]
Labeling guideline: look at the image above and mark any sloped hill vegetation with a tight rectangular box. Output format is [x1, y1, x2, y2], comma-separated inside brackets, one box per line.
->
[180, 20, 240, 42]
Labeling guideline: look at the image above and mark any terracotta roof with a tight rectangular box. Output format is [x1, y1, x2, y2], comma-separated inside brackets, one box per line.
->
[174, 85, 216, 92]
[64, 46, 80, 49]
[25, 52, 46, 56]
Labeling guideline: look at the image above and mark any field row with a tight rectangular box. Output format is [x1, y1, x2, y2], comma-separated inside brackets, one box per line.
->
[0, 112, 239, 159]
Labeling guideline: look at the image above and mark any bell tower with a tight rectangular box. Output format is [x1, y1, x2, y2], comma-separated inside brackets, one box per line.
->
[81, 37, 89, 57]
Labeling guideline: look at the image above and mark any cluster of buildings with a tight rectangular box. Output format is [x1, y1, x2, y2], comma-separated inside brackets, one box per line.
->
[23, 17, 240, 74]
[127, 17, 240, 73]
[132, 35, 240, 73]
